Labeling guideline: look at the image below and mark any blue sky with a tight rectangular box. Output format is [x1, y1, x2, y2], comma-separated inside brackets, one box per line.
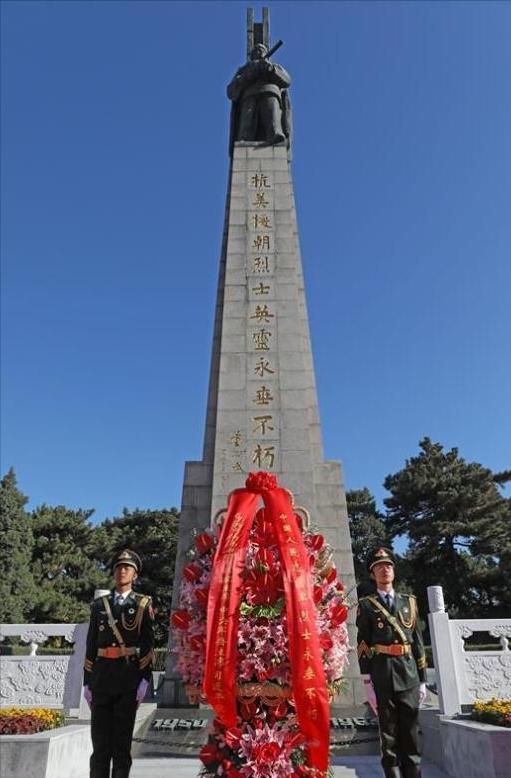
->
[1, 0, 510, 525]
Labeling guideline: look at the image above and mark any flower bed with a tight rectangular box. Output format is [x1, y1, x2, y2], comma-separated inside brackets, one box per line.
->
[471, 697, 511, 728]
[0, 708, 65, 735]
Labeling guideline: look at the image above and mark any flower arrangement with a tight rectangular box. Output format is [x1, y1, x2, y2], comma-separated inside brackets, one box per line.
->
[0, 708, 65, 735]
[471, 698, 511, 728]
[171, 473, 351, 778]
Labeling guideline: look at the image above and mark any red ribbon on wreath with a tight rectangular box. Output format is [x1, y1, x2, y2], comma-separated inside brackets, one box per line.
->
[203, 472, 330, 773]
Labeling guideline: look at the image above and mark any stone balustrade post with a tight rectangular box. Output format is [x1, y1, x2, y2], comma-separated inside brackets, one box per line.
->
[427, 585, 461, 715]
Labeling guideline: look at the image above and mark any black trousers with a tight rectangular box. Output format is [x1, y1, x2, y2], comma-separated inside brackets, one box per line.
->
[90, 688, 137, 778]
[374, 684, 420, 778]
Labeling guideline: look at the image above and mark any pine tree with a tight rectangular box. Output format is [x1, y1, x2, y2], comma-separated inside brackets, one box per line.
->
[383, 438, 511, 618]
[95, 507, 179, 645]
[0, 468, 35, 622]
[346, 488, 388, 596]
[30, 505, 110, 622]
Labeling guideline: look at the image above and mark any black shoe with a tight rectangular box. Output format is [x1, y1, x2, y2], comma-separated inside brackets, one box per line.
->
[384, 768, 402, 778]
[402, 766, 421, 778]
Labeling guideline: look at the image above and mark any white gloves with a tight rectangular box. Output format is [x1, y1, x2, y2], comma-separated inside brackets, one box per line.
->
[419, 682, 427, 705]
[83, 685, 93, 708]
[136, 678, 150, 707]
[362, 674, 378, 714]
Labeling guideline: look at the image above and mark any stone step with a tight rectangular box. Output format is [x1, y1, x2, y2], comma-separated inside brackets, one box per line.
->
[130, 757, 452, 778]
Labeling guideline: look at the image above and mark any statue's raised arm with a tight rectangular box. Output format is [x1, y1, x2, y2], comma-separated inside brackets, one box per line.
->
[227, 43, 292, 151]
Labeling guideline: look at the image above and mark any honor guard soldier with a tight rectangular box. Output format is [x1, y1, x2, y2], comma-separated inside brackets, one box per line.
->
[83, 549, 154, 778]
[356, 547, 427, 778]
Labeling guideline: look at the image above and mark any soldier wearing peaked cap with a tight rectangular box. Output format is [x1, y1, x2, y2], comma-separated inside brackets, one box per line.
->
[356, 547, 427, 778]
[84, 549, 154, 778]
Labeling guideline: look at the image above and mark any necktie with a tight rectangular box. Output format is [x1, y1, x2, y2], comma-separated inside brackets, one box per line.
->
[116, 595, 125, 607]
[385, 594, 393, 612]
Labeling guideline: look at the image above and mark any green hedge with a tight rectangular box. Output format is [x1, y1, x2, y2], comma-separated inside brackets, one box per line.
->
[0, 646, 74, 656]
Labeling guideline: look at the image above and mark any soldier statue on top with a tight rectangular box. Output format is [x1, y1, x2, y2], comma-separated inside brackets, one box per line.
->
[227, 42, 292, 152]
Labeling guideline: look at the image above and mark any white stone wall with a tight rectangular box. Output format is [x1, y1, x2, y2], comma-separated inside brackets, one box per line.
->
[427, 586, 511, 715]
[0, 623, 88, 716]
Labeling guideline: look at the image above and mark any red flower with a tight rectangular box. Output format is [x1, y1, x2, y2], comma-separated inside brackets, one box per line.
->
[309, 534, 325, 551]
[171, 610, 190, 629]
[189, 635, 205, 651]
[245, 571, 282, 606]
[319, 633, 334, 650]
[253, 741, 280, 765]
[227, 769, 244, 778]
[331, 603, 348, 626]
[246, 471, 278, 493]
[273, 699, 289, 718]
[183, 562, 202, 582]
[251, 517, 276, 545]
[196, 532, 214, 555]
[195, 587, 210, 607]
[199, 743, 221, 765]
[255, 547, 275, 571]
[239, 701, 257, 720]
[224, 726, 242, 748]
[325, 566, 337, 584]
[313, 585, 324, 604]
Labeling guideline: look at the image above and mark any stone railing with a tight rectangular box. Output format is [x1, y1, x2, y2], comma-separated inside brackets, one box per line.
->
[0, 623, 88, 717]
[427, 585, 511, 715]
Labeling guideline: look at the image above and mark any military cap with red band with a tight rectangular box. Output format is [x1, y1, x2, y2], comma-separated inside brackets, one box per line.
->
[111, 549, 142, 574]
[367, 546, 395, 571]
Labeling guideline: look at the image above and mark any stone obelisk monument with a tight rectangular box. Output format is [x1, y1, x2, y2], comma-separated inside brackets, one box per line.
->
[164, 7, 363, 709]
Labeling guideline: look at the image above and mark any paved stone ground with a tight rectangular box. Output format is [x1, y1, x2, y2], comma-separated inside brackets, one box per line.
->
[130, 756, 450, 778]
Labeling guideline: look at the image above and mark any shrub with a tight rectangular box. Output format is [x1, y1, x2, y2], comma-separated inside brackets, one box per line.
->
[471, 698, 511, 728]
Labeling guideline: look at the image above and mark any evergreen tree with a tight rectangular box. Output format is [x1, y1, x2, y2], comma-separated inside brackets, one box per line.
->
[95, 508, 179, 646]
[346, 488, 389, 596]
[30, 505, 110, 622]
[0, 468, 35, 622]
[383, 438, 511, 618]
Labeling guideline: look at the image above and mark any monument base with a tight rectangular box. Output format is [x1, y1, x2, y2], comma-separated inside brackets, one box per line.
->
[133, 706, 380, 759]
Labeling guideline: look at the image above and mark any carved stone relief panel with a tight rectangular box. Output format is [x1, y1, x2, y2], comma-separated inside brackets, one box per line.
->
[464, 654, 511, 702]
[0, 657, 69, 708]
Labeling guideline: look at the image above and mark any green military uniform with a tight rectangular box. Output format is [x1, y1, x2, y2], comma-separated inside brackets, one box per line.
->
[356, 548, 427, 778]
[84, 550, 154, 778]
